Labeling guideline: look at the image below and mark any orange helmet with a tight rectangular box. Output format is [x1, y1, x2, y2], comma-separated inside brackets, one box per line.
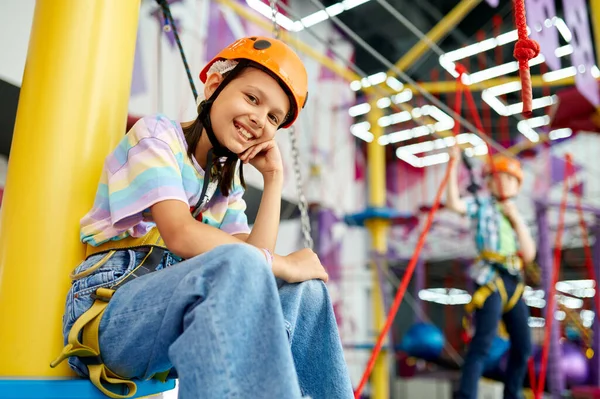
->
[200, 36, 308, 128]
[482, 155, 523, 184]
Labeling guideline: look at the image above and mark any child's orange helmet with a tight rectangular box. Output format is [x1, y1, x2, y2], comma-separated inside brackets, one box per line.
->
[482, 155, 523, 184]
[200, 36, 308, 128]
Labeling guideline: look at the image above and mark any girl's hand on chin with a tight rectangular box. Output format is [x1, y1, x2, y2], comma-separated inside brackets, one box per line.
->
[239, 140, 283, 177]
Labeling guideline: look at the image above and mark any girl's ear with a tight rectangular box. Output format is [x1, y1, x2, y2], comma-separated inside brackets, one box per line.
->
[204, 73, 224, 99]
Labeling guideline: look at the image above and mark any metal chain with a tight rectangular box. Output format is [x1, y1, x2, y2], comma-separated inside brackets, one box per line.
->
[289, 126, 314, 249]
[269, 0, 313, 249]
[269, 0, 281, 39]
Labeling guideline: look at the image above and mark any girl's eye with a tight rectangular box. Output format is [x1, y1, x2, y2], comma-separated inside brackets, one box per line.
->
[246, 94, 258, 104]
[269, 114, 279, 124]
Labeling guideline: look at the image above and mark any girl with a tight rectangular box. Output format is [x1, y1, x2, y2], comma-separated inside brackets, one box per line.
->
[54, 37, 354, 399]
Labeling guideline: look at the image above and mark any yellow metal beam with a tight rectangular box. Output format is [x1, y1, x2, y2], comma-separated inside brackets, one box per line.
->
[0, 0, 140, 376]
[385, 0, 482, 78]
[365, 98, 390, 399]
[506, 133, 550, 155]
[405, 75, 577, 94]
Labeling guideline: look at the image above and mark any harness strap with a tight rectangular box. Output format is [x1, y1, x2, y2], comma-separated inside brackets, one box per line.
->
[53, 244, 169, 398]
[495, 277, 509, 309]
[86, 228, 166, 258]
[465, 280, 496, 314]
[464, 275, 524, 315]
[477, 249, 523, 271]
[51, 288, 138, 398]
[505, 280, 525, 313]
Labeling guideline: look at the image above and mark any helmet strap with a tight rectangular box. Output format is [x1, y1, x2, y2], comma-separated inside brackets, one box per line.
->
[198, 60, 249, 158]
[197, 60, 250, 193]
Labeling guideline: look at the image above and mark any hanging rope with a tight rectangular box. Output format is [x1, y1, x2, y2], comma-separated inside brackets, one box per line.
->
[512, 0, 540, 117]
[355, 66, 465, 396]
[454, 63, 506, 201]
[353, 156, 455, 398]
[354, 61, 510, 397]
[156, 0, 198, 100]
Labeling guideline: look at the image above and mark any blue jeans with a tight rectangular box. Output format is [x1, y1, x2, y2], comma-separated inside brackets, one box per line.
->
[457, 274, 532, 399]
[62, 244, 353, 399]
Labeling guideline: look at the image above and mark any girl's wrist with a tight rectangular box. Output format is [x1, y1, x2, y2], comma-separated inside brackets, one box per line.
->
[262, 170, 284, 184]
[261, 248, 274, 266]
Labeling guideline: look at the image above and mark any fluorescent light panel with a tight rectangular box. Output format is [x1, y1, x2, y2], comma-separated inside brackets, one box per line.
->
[246, 0, 371, 33]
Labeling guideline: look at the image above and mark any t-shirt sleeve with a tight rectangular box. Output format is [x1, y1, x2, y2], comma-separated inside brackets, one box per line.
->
[108, 125, 189, 229]
[219, 173, 251, 235]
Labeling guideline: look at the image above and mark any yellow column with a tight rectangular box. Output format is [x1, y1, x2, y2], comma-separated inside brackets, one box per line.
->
[592, 0, 600, 66]
[365, 98, 390, 399]
[0, 0, 140, 376]
[590, 0, 600, 121]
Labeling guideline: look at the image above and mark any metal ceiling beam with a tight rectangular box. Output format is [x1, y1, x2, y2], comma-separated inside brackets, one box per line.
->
[380, 0, 483, 82]
[405, 75, 576, 94]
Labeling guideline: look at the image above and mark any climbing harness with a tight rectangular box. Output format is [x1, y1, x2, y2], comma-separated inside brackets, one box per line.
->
[465, 263, 525, 315]
[51, 230, 169, 398]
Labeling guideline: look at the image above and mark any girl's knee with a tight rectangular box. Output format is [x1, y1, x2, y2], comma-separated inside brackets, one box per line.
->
[190, 243, 271, 278]
[296, 279, 330, 308]
[216, 244, 275, 287]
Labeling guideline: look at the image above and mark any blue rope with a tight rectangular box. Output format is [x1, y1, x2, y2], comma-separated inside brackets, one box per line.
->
[157, 0, 198, 101]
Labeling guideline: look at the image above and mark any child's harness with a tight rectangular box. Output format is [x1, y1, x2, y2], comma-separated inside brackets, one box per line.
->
[465, 250, 525, 315]
[51, 229, 171, 398]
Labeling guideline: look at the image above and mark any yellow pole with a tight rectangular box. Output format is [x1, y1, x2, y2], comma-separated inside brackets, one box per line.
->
[365, 98, 390, 399]
[590, 0, 600, 120]
[386, 0, 482, 77]
[591, 0, 600, 66]
[0, 0, 140, 376]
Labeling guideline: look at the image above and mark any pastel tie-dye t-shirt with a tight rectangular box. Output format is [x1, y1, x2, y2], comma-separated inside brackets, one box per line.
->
[80, 114, 251, 246]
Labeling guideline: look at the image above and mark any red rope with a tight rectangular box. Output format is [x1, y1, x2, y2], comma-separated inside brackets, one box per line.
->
[353, 156, 455, 398]
[512, 0, 540, 117]
[353, 77, 465, 395]
[462, 79, 506, 201]
[354, 61, 518, 396]
[528, 357, 537, 395]
[534, 154, 572, 399]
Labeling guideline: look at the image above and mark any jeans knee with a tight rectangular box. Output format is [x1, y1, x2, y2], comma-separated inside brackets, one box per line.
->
[208, 243, 272, 282]
[296, 279, 330, 310]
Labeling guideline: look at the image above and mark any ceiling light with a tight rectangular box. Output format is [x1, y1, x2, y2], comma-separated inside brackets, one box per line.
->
[394, 133, 487, 168]
[549, 128, 573, 140]
[348, 103, 371, 117]
[543, 66, 577, 82]
[246, 0, 372, 32]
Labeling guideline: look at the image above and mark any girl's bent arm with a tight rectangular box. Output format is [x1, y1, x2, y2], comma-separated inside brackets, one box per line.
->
[151, 199, 289, 275]
[242, 171, 283, 253]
